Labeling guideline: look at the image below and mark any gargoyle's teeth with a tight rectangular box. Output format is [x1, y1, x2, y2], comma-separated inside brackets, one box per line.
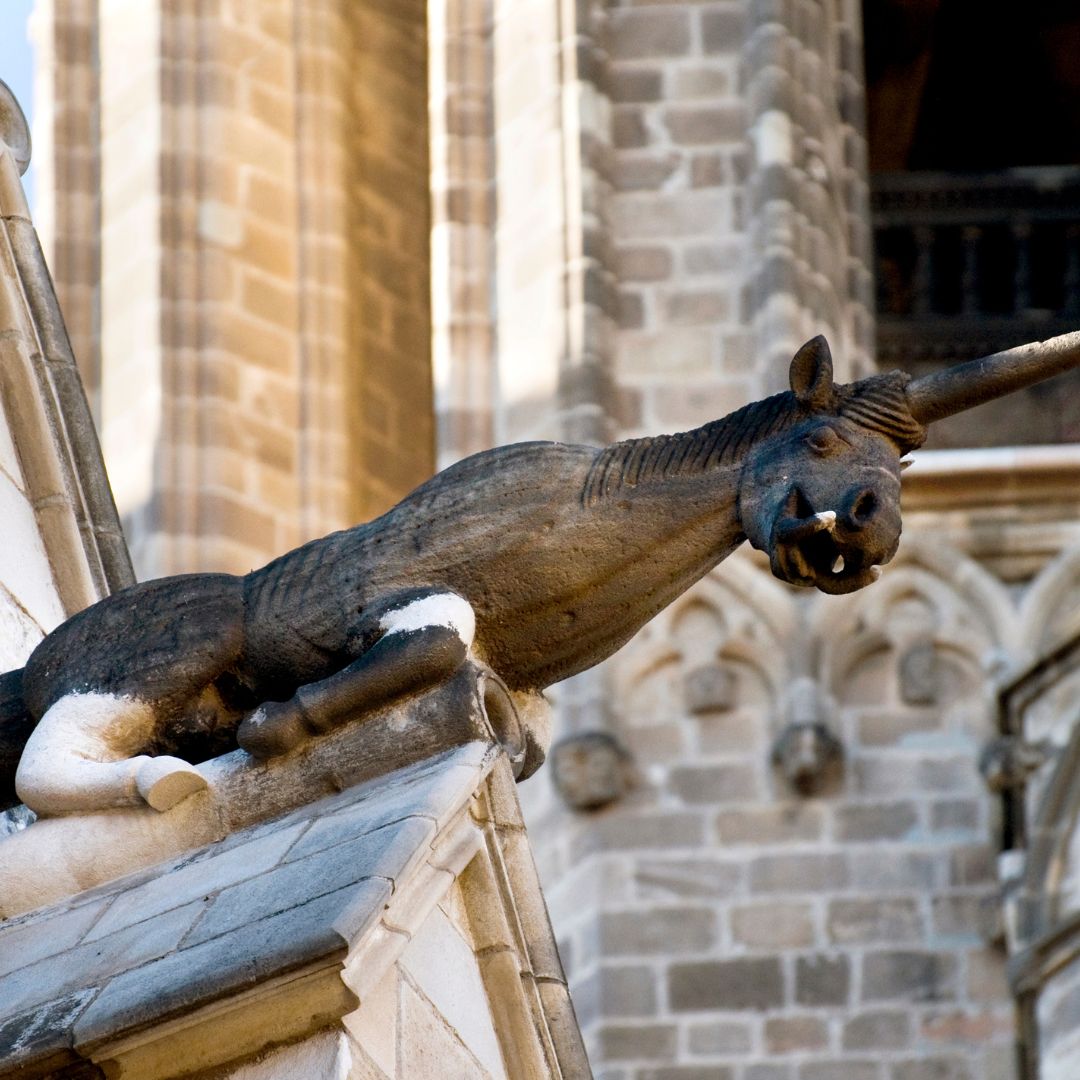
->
[869, 565, 882, 580]
[900, 457, 914, 470]
[832, 555, 845, 574]
[813, 511, 837, 532]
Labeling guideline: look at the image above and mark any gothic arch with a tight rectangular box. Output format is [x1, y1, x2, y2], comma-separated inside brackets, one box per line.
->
[811, 535, 1016, 716]
[1020, 541, 1080, 659]
[612, 552, 797, 723]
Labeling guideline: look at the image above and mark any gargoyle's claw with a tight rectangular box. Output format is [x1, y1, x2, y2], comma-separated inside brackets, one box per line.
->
[238, 699, 309, 759]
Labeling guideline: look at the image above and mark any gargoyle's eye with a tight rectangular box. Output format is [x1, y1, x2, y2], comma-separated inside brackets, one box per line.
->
[806, 427, 839, 454]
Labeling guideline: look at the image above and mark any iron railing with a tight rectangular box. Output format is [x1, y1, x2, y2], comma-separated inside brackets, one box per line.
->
[872, 167, 1080, 366]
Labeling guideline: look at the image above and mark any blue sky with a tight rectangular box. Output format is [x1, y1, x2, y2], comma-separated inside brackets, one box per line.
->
[0, 0, 36, 204]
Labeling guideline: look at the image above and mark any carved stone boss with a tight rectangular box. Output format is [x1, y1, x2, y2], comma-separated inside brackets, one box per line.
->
[3, 331, 1080, 817]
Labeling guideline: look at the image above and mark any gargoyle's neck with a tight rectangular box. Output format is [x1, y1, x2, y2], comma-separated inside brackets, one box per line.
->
[583, 390, 801, 507]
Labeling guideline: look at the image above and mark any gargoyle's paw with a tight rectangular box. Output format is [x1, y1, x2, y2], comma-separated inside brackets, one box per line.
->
[237, 700, 307, 759]
[135, 756, 208, 812]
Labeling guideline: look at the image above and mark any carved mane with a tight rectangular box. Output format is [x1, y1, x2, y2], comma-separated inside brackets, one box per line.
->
[583, 371, 925, 508]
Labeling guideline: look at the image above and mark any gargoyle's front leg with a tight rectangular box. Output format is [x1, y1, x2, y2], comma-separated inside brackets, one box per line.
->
[237, 592, 476, 759]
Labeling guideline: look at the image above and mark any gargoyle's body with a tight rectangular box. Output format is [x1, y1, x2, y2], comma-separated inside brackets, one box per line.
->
[21, 437, 747, 761]
[5, 333, 1080, 816]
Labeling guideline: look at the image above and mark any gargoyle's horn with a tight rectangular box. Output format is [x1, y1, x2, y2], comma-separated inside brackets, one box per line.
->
[905, 331, 1080, 425]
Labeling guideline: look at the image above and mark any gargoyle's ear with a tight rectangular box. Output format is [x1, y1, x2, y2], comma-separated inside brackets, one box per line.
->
[789, 336, 835, 410]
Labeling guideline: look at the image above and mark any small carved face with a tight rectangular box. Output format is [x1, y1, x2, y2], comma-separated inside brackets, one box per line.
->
[739, 339, 904, 595]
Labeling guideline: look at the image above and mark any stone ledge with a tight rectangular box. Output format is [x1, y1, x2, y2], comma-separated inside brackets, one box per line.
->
[0, 663, 512, 917]
[0, 740, 497, 1080]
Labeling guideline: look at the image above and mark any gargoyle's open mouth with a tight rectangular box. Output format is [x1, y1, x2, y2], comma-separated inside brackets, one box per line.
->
[771, 489, 883, 595]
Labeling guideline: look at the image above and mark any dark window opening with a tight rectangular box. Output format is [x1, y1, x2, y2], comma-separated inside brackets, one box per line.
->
[864, 0, 1080, 448]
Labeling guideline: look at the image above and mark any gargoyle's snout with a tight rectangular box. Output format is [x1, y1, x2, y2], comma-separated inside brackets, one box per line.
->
[770, 485, 894, 596]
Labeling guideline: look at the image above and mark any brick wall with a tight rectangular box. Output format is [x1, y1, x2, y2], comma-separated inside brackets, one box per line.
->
[344, 0, 435, 521]
[38, 0, 435, 578]
[529, 543, 1018, 1079]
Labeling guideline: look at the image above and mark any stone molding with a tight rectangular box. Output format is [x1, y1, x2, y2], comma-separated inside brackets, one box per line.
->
[0, 80, 134, 613]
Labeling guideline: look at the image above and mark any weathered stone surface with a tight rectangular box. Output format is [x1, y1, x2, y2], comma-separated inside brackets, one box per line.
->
[764, 1015, 828, 1054]
[842, 1010, 912, 1051]
[795, 953, 851, 1006]
[669, 957, 784, 1011]
[731, 902, 815, 949]
[0, 743, 495, 1075]
[828, 898, 922, 944]
[599, 907, 716, 956]
[861, 951, 958, 1004]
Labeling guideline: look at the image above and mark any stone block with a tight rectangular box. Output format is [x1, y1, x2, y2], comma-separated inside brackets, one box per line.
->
[750, 853, 848, 893]
[185, 820, 429, 945]
[84, 820, 309, 941]
[607, 68, 663, 104]
[615, 245, 673, 283]
[684, 240, 744, 276]
[850, 851, 938, 891]
[966, 949, 1010, 1003]
[599, 907, 716, 957]
[673, 66, 733, 100]
[920, 1008, 1013, 1044]
[72, 883, 362, 1045]
[687, 1019, 753, 1055]
[731, 902, 815, 949]
[828, 899, 921, 945]
[669, 957, 784, 1012]
[2, 899, 207, 1018]
[853, 755, 978, 797]
[890, 1058, 976, 1080]
[861, 951, 958, 1004]
[665, 105, 745, 145]
[651, 383, 751, 428]
[613, 107, 648, 150]
[796, 953, 850, 1006]
[609, 10, 692, 60]
[611, 152, 682, 193]
[949, 846, 995, 887]
[597, 1022, 678, 1061]
[702, 7, 748, 54]
[572, 964, 657, 1025]
[931, 894, 999, 942]
[669, 762, 760, 804]
[0, 897, 112, 977]
[857, 711, 941, 747]
[765, 1015, 828, 1054]
[633, 858, 744, 901]
[662, 289, 731, 326]
[931, 800, 980, 835]
[834, 801, 918, 842]
[397, 976, 493, 1079]
[612, 194, 728, 240]
[717, 804, 824, 845]
[843, 1010, 912, 1051]
[745, 1068, 792, 1080]
[572, 813, 706, 860]
[638, 1069, 735, 1080]
[799, 1063, 879, 1080]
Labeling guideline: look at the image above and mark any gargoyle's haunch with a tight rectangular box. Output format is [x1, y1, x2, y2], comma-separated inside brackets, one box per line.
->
[4, 333, 1080, 816]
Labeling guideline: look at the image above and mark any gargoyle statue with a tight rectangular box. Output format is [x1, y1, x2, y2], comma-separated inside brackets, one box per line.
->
[2, 332, 1078, 816]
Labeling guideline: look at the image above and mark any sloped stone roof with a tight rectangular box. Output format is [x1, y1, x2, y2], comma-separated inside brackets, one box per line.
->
[0, 742, 494, 1078]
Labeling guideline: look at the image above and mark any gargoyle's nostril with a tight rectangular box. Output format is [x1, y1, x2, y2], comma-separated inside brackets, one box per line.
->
[849, 490, 878, 526]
